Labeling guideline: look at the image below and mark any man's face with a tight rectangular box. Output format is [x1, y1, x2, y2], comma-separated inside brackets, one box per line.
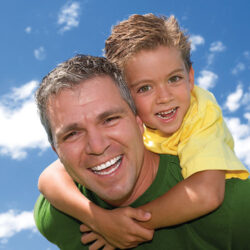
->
[124, 46, 194, 136]
[48, 76, 145, 205]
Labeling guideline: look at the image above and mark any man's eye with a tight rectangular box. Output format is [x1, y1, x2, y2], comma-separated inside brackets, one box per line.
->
[63, 131, 78, 141]
[137, 85, 151, 93]
[105, 116, 120, 124]
[168, 75, 182, 83]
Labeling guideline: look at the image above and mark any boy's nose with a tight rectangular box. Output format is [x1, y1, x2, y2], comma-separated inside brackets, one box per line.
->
[85, 128, 110, 155]
[156, 85, 173, 104]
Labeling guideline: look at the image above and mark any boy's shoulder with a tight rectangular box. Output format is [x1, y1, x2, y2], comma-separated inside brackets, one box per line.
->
[192, 85, 221, 114]
[193, 85, 217, 103]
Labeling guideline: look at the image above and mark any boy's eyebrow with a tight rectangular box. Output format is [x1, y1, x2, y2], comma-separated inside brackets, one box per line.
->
[168, 68, 185, 76]
[129, 68, 185, 87]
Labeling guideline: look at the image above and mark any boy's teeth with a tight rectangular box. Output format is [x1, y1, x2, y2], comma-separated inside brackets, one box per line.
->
[91, 156, 122, 175]
[157, 108, 177, 117]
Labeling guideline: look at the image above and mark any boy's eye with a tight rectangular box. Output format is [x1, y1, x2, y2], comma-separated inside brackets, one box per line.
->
[137, 85, 151, 93]
[168, 75, 182, 83]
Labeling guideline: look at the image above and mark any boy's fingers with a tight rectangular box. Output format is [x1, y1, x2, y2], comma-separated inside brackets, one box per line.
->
[132, 208, 151, 222]
[81, 232, 98, 244]
[103, 245, 115, 250]
[128, 219, 154, 242]
[134, 226, 154, 242]
[80, 224, 91, 232]
[88, 239, 105, 250]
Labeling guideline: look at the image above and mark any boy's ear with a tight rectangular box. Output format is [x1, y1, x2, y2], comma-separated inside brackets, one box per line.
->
[136, 115, 144, 135]
[189, 66, 195, 90]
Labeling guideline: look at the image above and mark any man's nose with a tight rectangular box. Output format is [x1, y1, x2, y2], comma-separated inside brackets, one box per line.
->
[156, 84, 173, 104]
[85, 128, 110, 155]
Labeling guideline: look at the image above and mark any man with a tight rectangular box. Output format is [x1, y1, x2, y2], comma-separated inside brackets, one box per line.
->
[34, 55, 250, 249]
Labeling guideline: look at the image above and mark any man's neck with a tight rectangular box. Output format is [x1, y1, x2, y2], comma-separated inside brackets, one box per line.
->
[119, 150, 160, 207]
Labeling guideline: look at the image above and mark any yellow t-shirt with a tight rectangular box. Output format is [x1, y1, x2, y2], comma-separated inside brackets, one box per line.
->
[143, 85, 249, 180]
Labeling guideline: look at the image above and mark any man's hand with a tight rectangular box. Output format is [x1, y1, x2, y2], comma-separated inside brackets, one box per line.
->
[85, 207, 154, 249]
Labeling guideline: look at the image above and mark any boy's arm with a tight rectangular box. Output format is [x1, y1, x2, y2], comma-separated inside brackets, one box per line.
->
[38, 159, 154, 249]
[137, 170, 225, 229]
[38, 159, 101, 228]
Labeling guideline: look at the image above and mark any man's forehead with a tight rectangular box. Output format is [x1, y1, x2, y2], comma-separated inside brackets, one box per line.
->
[47, 76, 133, 127]
[48, 75, 118, 103]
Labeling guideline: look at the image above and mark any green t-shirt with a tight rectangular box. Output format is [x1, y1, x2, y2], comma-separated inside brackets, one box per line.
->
[34, 155, 250, 249]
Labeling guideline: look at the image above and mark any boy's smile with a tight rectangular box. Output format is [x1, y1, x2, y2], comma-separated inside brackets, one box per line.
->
[124, 46, 194, 137]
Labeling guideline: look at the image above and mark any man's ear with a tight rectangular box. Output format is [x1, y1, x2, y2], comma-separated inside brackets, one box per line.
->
[52, 145, 58, 154]
[136, 115, 144, 135]
[189, 66, 195, 91]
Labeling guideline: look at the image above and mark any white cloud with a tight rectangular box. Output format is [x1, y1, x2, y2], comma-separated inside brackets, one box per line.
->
[207, 53, 215, 66]
[209, 41, 226, 52]
[242, 91, 250, 109]
[206, 41, 226, 66]
[58, 2, 80, 33]
[232, 62, 246, 75]
[225, 117, 250, 169]
[25, 26, 31, 34]
[10, 81, 38, 101]
[34, 46, 46, 61]
[189, 35, 205, 51]
[0, 210, 36, 241]
[0, 81, 50, 160]
[224, 84, 243, 112]
[197, 70, 218, 90]
[224, 84, 250, 113]
[243, 51, 250, 59]
[244, 113, 250, 122]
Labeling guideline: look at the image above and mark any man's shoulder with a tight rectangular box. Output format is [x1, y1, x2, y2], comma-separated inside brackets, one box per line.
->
[34, 193, 87, 249]
[159, 154, 181, 176]
[160, 154, 180, 164]
[152, 154, 183, 191]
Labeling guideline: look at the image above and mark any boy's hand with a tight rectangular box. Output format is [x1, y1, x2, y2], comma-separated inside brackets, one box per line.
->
[80, 228, 115, 250]
[87, 207, 154, 249]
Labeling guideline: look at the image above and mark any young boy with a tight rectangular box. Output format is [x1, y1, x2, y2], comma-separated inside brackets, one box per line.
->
[38, 14, 249, 249]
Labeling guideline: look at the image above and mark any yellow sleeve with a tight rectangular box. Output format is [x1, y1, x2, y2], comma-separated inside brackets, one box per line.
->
[178, 92, 249, 180]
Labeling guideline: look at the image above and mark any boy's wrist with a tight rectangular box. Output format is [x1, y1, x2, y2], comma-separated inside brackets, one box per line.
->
[83, 204, 107, 233]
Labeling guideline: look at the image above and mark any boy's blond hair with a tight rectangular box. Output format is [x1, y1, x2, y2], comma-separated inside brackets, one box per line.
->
[105, 13, 192, 71]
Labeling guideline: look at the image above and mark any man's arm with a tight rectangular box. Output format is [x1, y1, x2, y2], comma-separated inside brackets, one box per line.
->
[137, 170, 225, 229]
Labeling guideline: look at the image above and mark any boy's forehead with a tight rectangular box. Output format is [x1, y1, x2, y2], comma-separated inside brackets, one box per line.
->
[125, 46, 183, 66]
[124, 46, 187, 82]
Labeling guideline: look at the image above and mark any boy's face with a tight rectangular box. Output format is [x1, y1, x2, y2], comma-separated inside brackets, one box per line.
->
[124, 46, 194, 136]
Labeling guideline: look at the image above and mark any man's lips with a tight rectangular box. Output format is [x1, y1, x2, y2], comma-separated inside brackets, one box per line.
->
[90, 155, 122, 176]
[156, 107, 178, 119]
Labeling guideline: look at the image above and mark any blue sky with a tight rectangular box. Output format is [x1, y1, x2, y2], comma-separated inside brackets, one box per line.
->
[0, 0, 249, 249]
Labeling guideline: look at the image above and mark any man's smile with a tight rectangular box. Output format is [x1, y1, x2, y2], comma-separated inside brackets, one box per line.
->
[90, 155, 123, 176]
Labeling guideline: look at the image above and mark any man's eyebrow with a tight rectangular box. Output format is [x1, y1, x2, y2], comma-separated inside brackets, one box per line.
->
[56, 107, 128, 138]
[97, 107, 127, 121]
[56, 123, 81, 138]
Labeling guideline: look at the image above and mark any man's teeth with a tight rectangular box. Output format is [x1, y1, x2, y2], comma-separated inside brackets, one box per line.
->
[91, 155, 122, 175]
